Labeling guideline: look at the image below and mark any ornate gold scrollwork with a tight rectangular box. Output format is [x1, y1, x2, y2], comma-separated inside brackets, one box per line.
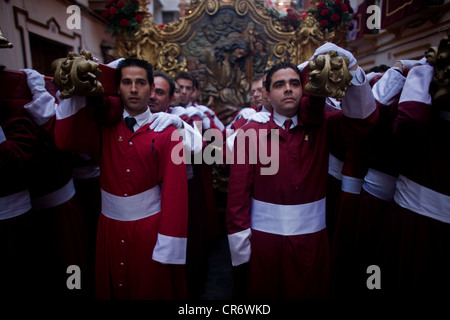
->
[289, 13, 334, 64]
[52, 50, 103, 99]
[305, 50, 353, 100]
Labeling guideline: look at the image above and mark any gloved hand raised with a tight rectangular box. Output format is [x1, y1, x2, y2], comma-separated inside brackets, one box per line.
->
[149, 112, 182, 132]
[20, 68, 46, 95]
[310, 42, 357, 69]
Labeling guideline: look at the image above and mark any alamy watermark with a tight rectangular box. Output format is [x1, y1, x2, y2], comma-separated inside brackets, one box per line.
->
[66, 5, 81, 30]
[366, 5, 381, 30]
[171, 127, 280, 176]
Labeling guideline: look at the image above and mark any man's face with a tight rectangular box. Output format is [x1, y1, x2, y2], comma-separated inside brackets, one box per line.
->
[262, 73, 271, 111]
[173, 82, 181, 106]
[250, 79, 263, 109]
[269, 67, 302, 118]
[176, 78, 194, 107]
[119, 66, 153, 116]
[148, 76, 173, 113]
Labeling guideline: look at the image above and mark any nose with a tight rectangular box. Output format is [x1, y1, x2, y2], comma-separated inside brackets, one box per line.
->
[285, 84, 293, 92]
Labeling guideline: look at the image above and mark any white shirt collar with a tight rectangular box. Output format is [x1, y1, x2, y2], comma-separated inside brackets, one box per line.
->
[273, 109, 298, 129]
[123, 107, 152, 131]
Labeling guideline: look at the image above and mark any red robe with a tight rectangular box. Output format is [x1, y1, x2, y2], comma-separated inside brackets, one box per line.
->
[0, 117, 38, 299]
[226, 75, 378, 299]
[54, 96, 189, 300]
[378, 64, 450, 297]
[353, 68, 404, 296]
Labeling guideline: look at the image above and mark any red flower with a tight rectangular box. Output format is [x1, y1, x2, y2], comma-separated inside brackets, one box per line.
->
[120, 19, 129, 27]
[117, 1, 125, 9]
[102, 10, 110, 19]
[320, 9, 330, 16]
[105, 0, 115, 8]
[136, 14, 143, 23]
[301, 12, 307, 20]
[334, 0, 342, 6]
[341, 5, 348, 12]
[158, 24, 165, 30]
[109, 7, 117, 15]
[330, 13, 340, 21]
[317, 2, 326, 10]
[320, 19, 329, 27]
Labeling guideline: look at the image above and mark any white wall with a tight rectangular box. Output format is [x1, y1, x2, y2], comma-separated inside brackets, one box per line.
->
[0, 0, 114, 70]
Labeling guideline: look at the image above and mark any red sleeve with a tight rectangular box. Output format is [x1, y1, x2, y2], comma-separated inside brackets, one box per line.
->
[54, 96, 101, 161]
[0, 117, 39, 168]
[157, 127, 189, 239]
[226, 128, 254, 234]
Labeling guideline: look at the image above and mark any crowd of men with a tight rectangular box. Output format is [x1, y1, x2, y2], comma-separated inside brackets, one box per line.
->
[0, 40, 449, 300]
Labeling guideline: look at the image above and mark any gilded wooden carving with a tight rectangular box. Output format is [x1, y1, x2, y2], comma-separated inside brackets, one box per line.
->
[52, 51, 103, 99]
[111, 0, 349, 124]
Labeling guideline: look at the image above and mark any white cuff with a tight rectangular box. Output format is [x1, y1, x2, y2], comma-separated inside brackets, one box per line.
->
[399, 64, 434, 105]
[152, 233, 187, 264]
[341, 73, 376, 119]
[24, 91, 57, 126]
[228, 228, 252, 266]
[56, 94, 87, 119]
[372, 68, 406, 106]
[179, 121, 203, 154]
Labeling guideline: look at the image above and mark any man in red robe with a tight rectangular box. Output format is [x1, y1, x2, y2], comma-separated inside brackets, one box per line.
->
[226, 43, 379, 299]
[54, 58, 189, 299]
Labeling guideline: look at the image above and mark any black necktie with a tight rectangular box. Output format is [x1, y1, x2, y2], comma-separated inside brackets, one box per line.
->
[125, 116, 137, 133]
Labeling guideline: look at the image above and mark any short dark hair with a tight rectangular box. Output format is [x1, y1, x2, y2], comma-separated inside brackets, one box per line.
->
[115, 58, 154, 87]
[174, 71, 198, 89]
[153, 71, 175, 97]
[251, 74, 264, 84]
[265, 62, 302, 92]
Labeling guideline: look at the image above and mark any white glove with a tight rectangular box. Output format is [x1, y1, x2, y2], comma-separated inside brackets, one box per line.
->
[248, 111, 270, 124]
[202, 116, 211, 130]
[311, 42, 357, 68]
[106, 58, 125, 68]
[398, 58, 427, 71]
[238, 108, 257, 120]
[185, 106, 204, 119]
[149, 112, 182, 132]
[195, 104, 215, 116]
[20, 68, 46, 95]
[170, 106, 188, 117]
[297, 61, 309, 72]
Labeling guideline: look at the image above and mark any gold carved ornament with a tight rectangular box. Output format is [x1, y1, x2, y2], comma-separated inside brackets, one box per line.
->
[305, 50, 353, 100]
[113, 0, 348, 74]
[52, 51, 103, 99]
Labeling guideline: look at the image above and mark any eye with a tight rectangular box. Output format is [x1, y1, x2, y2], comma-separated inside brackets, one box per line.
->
[137, 79, 147, 87]
[273, 81, 283, 88]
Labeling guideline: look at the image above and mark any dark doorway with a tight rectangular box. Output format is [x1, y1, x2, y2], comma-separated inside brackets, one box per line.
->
[29, 33, 71, 77]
